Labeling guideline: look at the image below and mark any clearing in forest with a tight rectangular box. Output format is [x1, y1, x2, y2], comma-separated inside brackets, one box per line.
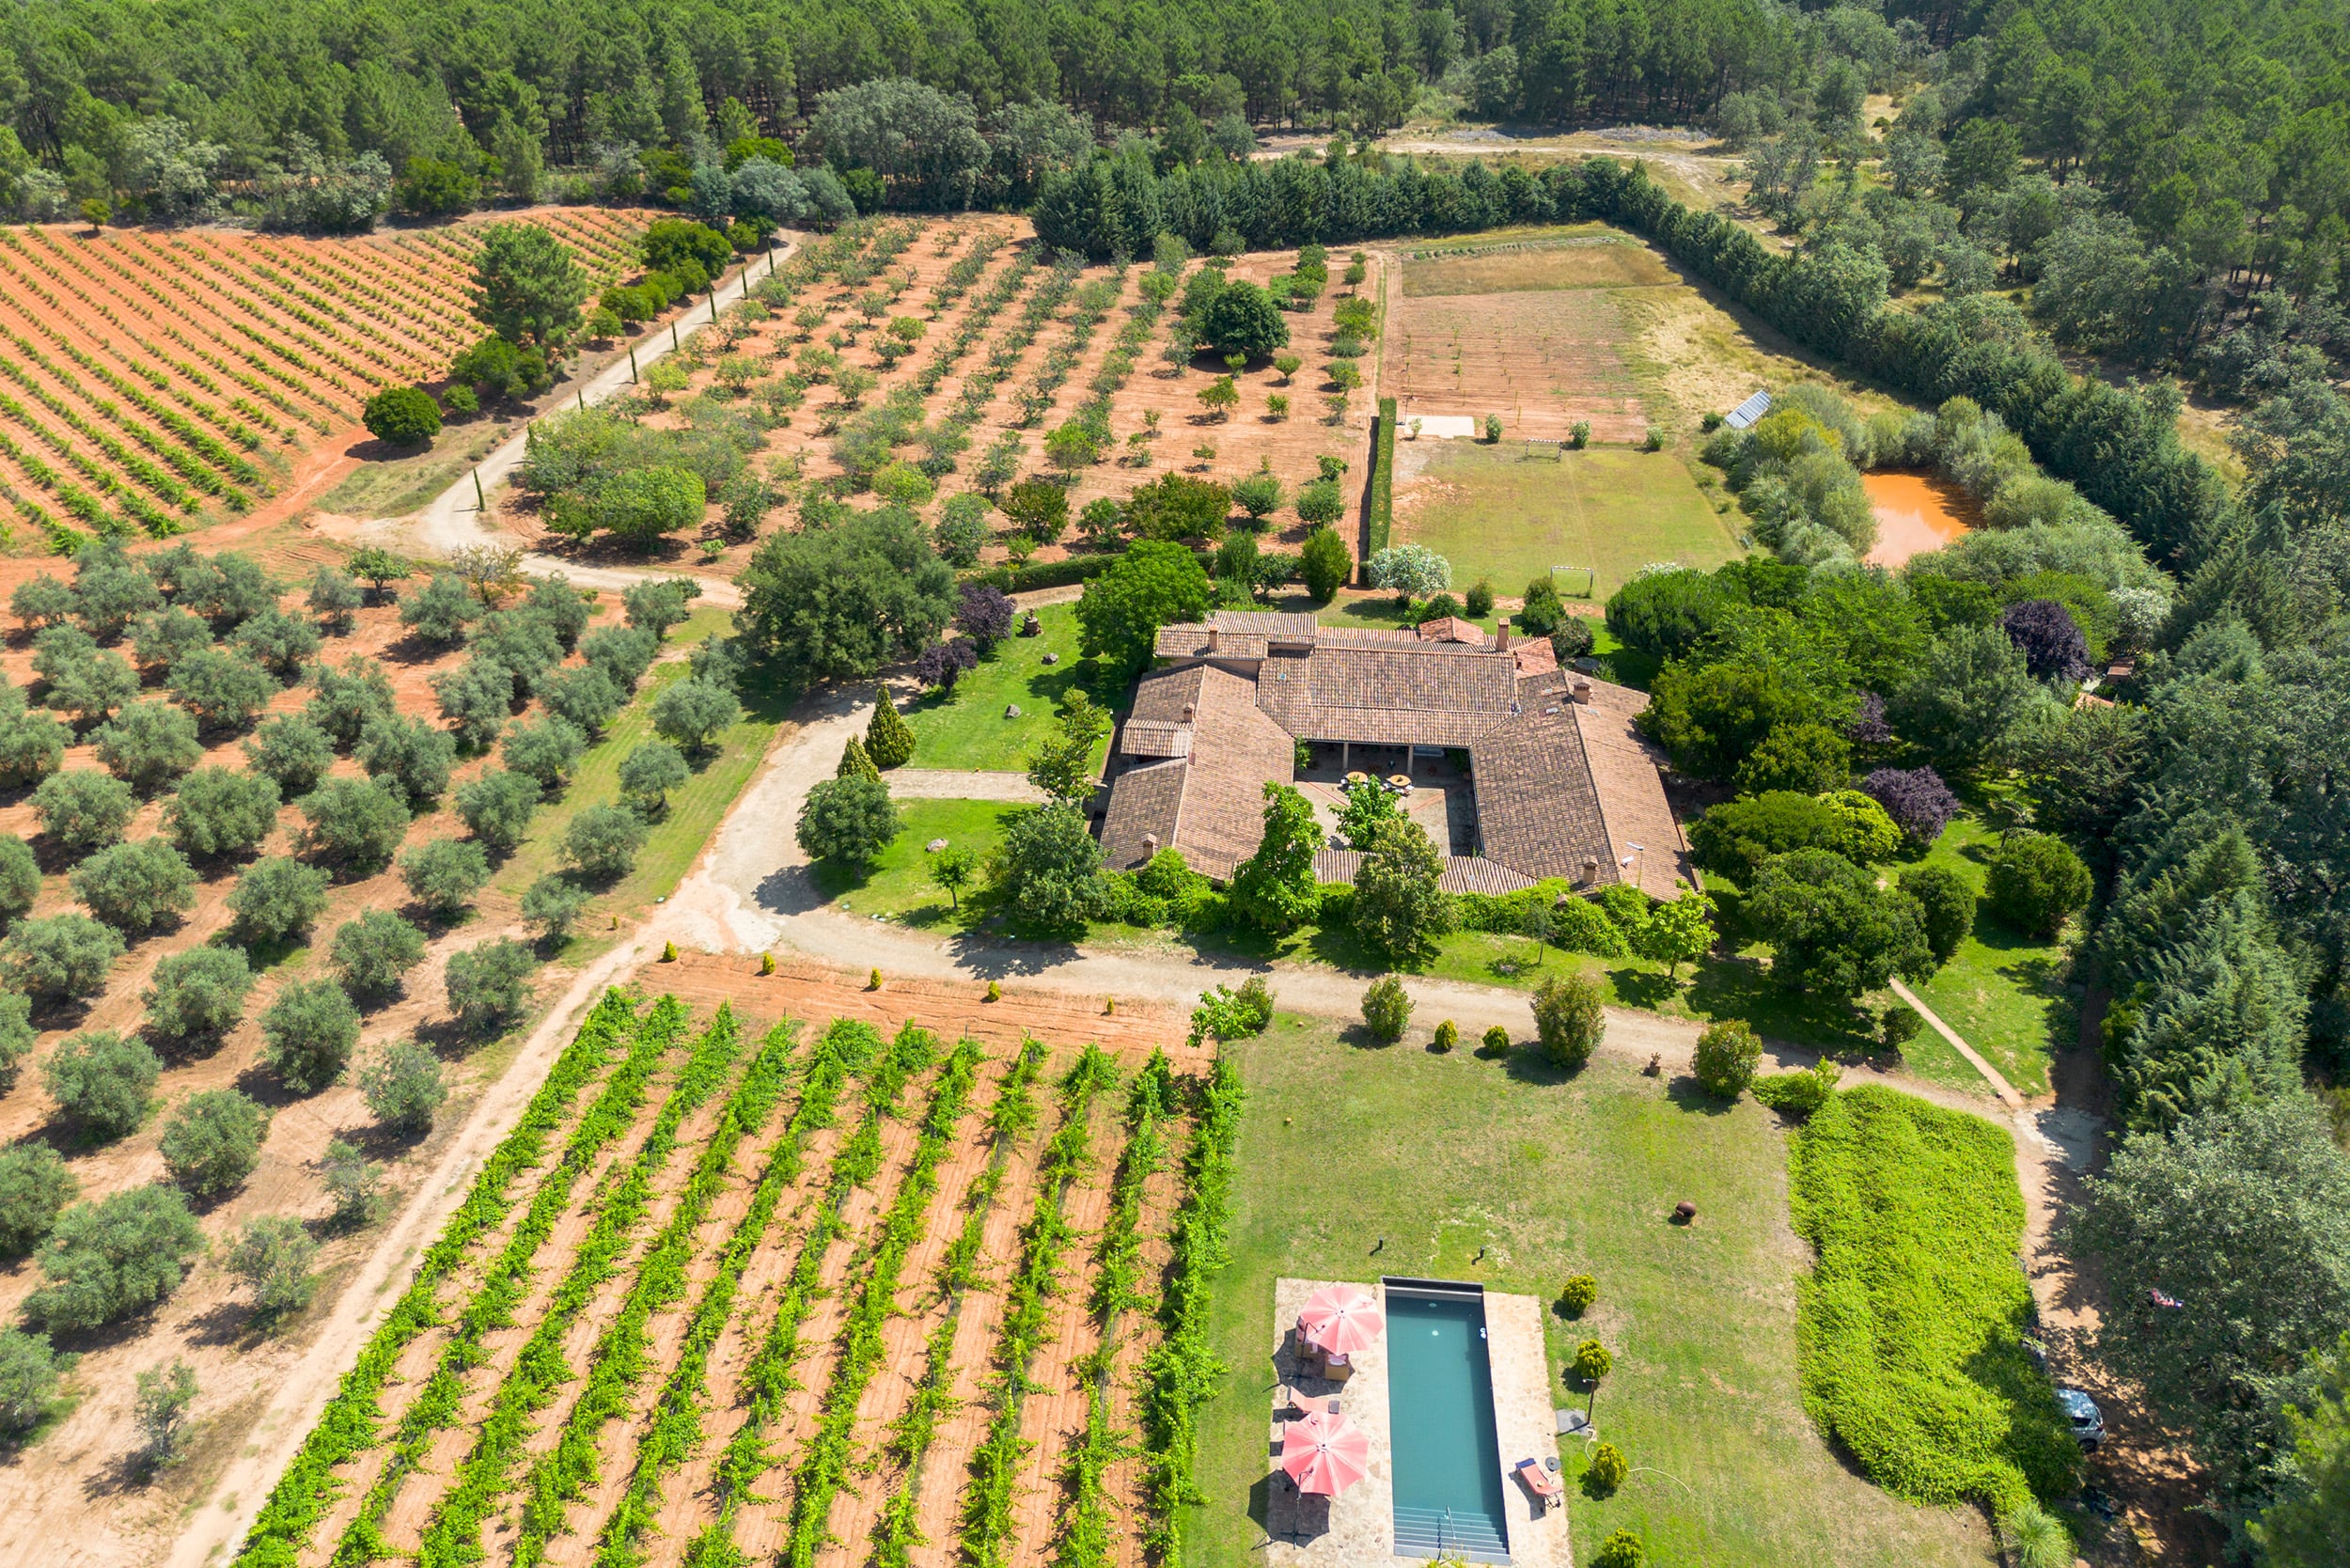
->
[229, 990, 1231, 1568]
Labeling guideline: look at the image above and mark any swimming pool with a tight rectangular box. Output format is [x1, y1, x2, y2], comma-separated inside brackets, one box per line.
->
[1384, 1280, 1512, 1563]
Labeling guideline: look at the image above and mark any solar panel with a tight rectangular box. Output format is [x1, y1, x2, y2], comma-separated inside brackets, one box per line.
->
[1723, 390, 1773, 429]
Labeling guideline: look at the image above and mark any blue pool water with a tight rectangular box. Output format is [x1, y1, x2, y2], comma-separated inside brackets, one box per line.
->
[1385, 1287, 1511, 1562]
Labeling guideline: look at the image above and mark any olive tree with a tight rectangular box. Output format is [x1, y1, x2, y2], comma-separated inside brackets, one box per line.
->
[23, 1185, 203, 1332]
[453, 768, 541, 850]
[296, 777, 412, 871]
[400, 837, 491, 917]
[164, 767, 281, 860]
[306, 566, 364, 634]
[70, 839, 197, 933]
[131, 606, 211, 672]
[159, 1089, 270, 1198]
[356, 1039, 446, 1133]
[399, 574, 479, 645]
[521, 875, 588, 942]
[2, 915, 125, 999]
[259, 981, 360, 1093]
[41, 1031, 162, 1139]
[227, 855, 333, 944]
[445, 939, 537, 1034]
[561, 804, 646, 880]
[225, 1215, 318, 1315]
[0, 707, 70, 786]
[166, 648, 278, 729]
[651, 678, 741, 754]
[306, 658, 396, 745]
[229, 607, 322, 681]
[330, 910, 427, 998]
[90, 701, 203, 790]
[431, 658, 516, 750]
[580, 625, 660, 689]
[619, 741, 690, 814]
[243, 713, 337, 794]
[31, 769, 137, 852]
[142, 946, 255, 1045]
[0, 1145, 77, 1256]
[540, 664, 623, 736]
[0, 835, 39, 928]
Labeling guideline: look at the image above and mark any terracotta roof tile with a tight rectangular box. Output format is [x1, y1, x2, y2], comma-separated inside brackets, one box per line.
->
[1469, 706, 1617, 884]
[1310, 848, 1535, 893]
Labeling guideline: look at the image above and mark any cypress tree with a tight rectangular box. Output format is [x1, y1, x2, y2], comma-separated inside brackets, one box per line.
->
[866, 690, 915, 770]
[837, 734, 882, 780]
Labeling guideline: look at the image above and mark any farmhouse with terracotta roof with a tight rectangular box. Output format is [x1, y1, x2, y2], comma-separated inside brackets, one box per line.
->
[1098, 610, 1699, 899]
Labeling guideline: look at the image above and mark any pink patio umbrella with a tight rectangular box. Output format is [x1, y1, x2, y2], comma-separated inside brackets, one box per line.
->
[1281, 1409, 1371, 1496]
[1298, 1283, 1386, 1357]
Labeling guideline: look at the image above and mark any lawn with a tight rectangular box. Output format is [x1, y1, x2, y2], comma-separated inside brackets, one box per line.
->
[1905, 815, 2077, 1098]
[1396, 443, 1742, 605]
[1184, 1018, 1995, 1568]
[898, 601, 1124, 772]
[489, 642, 787, 953]
[809, 797, 1021, 923]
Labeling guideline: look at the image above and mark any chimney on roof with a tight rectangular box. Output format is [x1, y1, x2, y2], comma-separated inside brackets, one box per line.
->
[1572, 680, 1592, 704]
[1496, 619, 1511, 651]
[1143, 833, 1159, 855]
[1181, 703, 1196, 722]
[1580, 858, 1600, 886]
[1206, 624, 1221, 651]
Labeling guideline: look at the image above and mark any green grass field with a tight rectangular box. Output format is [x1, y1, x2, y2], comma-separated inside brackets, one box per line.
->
[898, 602, 1123, 771]
[1904, 815, 2077, 1097]
[1184, 1019, 1995, 1568]
[809, 797, 1019, 924]
[1397, 443, 1742, 605]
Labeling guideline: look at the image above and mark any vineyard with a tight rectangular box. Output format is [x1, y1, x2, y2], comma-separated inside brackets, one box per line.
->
[0, 209, 650, 552]
[234, 995, 1240, 1568]
[508, 214, 1378, 579]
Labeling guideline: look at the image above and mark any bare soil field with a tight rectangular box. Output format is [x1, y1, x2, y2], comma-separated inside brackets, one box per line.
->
[0, 540, 723, 1567]
[224, 965, 1206, 1568]
[488, 215, 1381, 585]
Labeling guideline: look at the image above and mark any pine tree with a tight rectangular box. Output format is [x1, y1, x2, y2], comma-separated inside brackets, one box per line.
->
[866, 689, 916, 770]
[837, 734, 882, 780]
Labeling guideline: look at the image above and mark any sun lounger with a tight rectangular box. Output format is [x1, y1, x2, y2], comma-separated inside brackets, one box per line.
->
[1514, 1459, 1563, 1499]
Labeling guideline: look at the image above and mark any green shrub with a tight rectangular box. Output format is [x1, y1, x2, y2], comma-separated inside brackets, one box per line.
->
[1433, 1019, 1458, 1053]
[1985, 831, 2091, 939]
[0, 1329, 63, 1433]
[1787, 1086, 2081, 1511]
[1691, 1019, 1762, 1099]
[1882, 1003, 1924, 1052]
[297, 777, 411, 871]
[1592, 1529, 1646, 1568]
[1995, 1497, 2076, 1568]
[24, 1185, 202, 1331]
[1900, 863, 1975, 964]
[1359, 976, 1412, 1042]
[0, 1145, 77, 1255]
[355, 713, 456, 806]
[362, 384, 442, 446]
[143, 946, 255, 1043]
[306, 657, 396, 745]
[1481, 1024, 1509, 1053]
[1752, 1060, 1841, 1117]
[1530, 973, 1604, 1069]
[1559, 1274, 1597, 1315]
[1585, 1439, 1628, 1495]
[159, 1088, 270, 1198]
[259, 981, 361, 1093]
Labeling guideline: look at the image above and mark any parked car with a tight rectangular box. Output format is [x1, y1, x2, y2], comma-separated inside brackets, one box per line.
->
[2057, 1388, 2105, 1449]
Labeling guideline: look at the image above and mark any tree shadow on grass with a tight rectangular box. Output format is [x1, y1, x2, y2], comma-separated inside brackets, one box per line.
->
[1664, 1075, 1736, 1117]
[1683, 955, 1876, 1056]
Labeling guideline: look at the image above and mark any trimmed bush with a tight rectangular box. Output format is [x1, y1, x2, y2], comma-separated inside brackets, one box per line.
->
[24, 1184, 203, 1331]
[1752, 1060, 1841, 1117]
[159, 1089, 270, 1198]
[1585, 1439, 1628, 1495]
[1985, 831, 2091, 939]
[1433, 1019, 1458, 1053]
[0, 1145, 77, 1256]
[259, 980, 361, 1093]
[1592, 1529, 1646, 1568]
[1359, 976, 1411, 1042]
[1690, 1019, 1763, 1099]
[143, 946, 255, 1044]
[363, 384, 442, 446]
[1530, 973, 1605, 1069]
[1559, 1274, 1597, 1315]
[619, 741, 690, 813]
[1481, 1024, 1509, 1053]
[445, 938, 536, 1033]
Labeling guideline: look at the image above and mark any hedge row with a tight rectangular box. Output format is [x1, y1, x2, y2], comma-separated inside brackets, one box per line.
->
[1366, 396, 1398, 572]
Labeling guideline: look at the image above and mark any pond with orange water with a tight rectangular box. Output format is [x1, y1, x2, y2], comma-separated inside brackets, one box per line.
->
[1862, 471, 1978, 568]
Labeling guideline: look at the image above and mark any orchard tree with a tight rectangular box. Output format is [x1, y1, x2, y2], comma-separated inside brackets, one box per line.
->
[159, 1089, 270, 1197]
[131, 606, 210, 672]
[306, 566, 364, 634]
[164, 767, 281, 860]
[431, 658, 517, 750]
[521, 875, 589, 943]
[2, 915, 125, 999]
[0, 707, 70, 786]
[259, 981, 360, 1093]
[453, 768, 541, 850]
[345, 548, 412, 603]
[164, 649, 274, 730]
[297, 777, 412, 871]
[653, 679, 742, 755]
[43, 648, 139, 726]
[243, 713, 337, 795]
[357, 1039, 446, 1133]
[70, 544, 156, 637]
[70, 839, 197, 933]
[227, 855, 333, 943]
[502, 716, 587, 791]
[1002, 479, 1070, 544]
[0, 836, 35, 928]
[0, 1145, 76, 1256]
[230, 607, 322, 680]
[91, 702, 201, 791]
[32, 769, 137, 852]
[561, 804, 647, 880]
[399, 575, 480, 645]
[41, 1031, 160, 1138]
[143, 947, 255, 1045]
[355, 713, 456, 806]
[445, 939, 537, 1034]
[226, 1215, 319, 1315]
[622, 578, 700, 636]
[1228, 783, 1321, 933]
[10, 575, 75, 632]
[582, 624, 661, 689]
[540, 664, 622, 736]
[619, 742, 689, 814]
[330, 910, 427, 998]
[400, 837, 491, 917]
[23, 1185, 203, 1332]
[306, 658, 397, 745]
